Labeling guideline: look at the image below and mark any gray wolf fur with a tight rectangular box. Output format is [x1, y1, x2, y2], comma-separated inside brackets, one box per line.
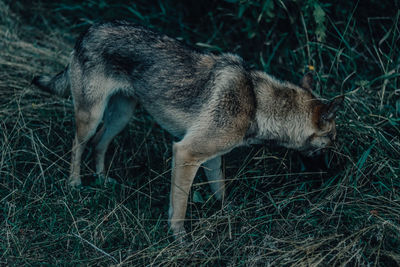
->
[32, 21, 344, 239]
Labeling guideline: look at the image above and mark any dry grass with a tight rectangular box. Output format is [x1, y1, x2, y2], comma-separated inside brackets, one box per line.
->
[1, 0, 399, 266]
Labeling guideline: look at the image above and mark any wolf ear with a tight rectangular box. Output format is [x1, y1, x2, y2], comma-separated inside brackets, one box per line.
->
[300, 72, 313, 91]
[321, 95, 345, 121]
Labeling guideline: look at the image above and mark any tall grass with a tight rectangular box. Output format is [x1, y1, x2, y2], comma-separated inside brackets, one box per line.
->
[1, 0, 399, 265]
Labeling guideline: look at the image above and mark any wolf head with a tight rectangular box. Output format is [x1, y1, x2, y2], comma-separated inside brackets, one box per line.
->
[301, 94, 344, 157]
[252, 72, 344, 157]
[298, 73, 344, 157]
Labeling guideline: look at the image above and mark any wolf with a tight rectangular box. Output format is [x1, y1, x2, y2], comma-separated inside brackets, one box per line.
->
[32, 21, 344, 239]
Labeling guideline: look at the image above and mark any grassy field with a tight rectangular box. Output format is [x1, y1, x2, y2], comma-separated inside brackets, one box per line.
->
[1, 0, 399, 265]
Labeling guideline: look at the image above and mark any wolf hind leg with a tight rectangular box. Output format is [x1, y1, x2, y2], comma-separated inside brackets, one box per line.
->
[92, 94, 137, 181]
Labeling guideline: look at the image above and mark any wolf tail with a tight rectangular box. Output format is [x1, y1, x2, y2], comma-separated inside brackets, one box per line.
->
[32, 67, 70, 97]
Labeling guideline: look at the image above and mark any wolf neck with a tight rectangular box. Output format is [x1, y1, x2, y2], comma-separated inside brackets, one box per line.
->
[250, 71, 307, 144]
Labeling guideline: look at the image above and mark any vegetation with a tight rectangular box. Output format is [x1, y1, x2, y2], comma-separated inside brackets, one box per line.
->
[1, 0, 399, 265]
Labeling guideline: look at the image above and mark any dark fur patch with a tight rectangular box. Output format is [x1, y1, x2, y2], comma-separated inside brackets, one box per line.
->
[272, 87, 298, 112]
[212, 66, 256, 131]
[159, 56, 216, 111]
[32, 75, 55, 96]
[74, 27, 91, 66]
[32, 70, 67, 95]
[311, 102, 325, 129]
[31, 76, 46, 90]
[102, 49, 151, 78]
[213, 89, 241, 125]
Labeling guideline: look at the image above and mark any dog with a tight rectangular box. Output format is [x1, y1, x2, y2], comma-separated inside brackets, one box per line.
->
[33, 21, 344, 240]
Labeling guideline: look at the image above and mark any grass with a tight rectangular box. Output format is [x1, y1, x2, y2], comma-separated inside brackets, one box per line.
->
[1, 0, 399, 265]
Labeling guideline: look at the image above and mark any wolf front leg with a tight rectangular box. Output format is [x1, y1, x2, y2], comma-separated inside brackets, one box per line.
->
[168, 131, 240, 241]
[203, 156, 225, 202]
[168, 141, 204, 239]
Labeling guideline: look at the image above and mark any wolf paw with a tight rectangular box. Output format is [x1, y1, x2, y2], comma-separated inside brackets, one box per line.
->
[172, 229, 190, 246]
